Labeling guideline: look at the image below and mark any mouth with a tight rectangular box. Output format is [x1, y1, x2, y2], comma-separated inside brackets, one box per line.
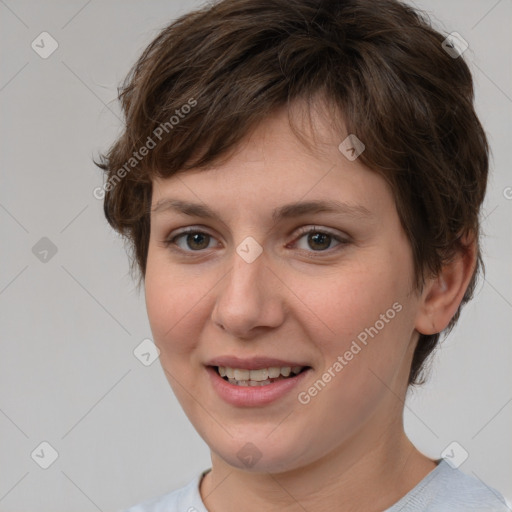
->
[210, 365, 311, 387]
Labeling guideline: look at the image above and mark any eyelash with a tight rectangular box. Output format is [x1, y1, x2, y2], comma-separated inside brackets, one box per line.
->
[162, 225, 349, 258]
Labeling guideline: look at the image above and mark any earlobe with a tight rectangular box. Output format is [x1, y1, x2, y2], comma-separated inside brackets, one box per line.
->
[415, 236, 477, 335]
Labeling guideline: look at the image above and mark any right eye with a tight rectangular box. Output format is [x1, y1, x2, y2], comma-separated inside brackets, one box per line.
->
[163, 228, 219, 253]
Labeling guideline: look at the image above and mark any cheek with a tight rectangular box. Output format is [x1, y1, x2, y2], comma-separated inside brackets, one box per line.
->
[144, 252, 206, 359]
[302, 257, 411, 349]
[294, 245, 416, 399]
[292, 272, 414, 432]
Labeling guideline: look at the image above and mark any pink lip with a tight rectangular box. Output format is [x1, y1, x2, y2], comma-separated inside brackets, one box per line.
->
[206, 365, 312, 407]
[205, 355, 310, 370]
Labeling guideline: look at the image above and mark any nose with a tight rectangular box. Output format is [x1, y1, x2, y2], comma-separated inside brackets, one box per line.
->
[211, 246, 285, 339]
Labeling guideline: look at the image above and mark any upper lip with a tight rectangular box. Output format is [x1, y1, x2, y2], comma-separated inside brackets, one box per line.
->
[205, 356, 311, 370]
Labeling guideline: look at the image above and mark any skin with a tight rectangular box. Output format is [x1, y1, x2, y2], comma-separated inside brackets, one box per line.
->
[144, 100, 476, 511]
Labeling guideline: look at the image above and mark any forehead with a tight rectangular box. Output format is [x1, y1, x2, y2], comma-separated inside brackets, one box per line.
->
[150, 105, 393, 223]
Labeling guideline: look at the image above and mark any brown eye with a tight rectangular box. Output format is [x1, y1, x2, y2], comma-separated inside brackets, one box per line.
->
[164, 229, 217, 252]
[182, 232, 211, 250]
[306, 232, 332, 251]
[292, 226, 347, 254]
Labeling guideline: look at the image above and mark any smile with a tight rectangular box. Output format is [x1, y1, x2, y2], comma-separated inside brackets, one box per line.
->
[216, 365, 307, 386]
[206, 364, 312, 407]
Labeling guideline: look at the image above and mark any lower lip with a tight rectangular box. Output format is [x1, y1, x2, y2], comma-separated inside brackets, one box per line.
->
[206, 366, 311, 407]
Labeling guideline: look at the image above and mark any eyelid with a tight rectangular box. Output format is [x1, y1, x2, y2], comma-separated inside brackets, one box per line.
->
[292, 225, 347, 241]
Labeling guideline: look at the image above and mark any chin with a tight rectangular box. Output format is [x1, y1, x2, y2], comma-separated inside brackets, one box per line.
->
[208, 433, 312, 474]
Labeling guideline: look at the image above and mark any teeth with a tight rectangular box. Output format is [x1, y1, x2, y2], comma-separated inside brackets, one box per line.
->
[217, 365, 305, 383]
[249, 368, 268, 381]
[267, 367, 281, 378]
[280, 366, 291, 377]
[234, 369, 250, 380]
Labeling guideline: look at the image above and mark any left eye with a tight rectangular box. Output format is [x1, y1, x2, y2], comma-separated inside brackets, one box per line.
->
[163, 227, 346, 254]
[291, 227, 344, 252]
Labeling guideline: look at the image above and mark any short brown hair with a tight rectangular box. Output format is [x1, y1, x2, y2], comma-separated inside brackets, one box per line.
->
[95, 0, 489, 385]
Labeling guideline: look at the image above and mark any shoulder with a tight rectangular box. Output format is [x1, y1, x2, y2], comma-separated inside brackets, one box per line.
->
[430, 460, 510, 511]
[388, 459, 510, 512]
[120, 470, 209, 512]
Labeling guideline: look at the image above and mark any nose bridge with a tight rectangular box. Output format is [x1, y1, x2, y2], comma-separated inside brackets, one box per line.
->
[224, 232, 267, 292]
[212, 238, 283, 335]
[222, 241, 267, 310]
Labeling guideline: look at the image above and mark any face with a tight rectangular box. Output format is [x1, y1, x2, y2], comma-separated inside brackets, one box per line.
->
[145, 103, 422, 474]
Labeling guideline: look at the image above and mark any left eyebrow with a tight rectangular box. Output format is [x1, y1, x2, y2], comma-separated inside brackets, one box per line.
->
[150, 198, 374, 223]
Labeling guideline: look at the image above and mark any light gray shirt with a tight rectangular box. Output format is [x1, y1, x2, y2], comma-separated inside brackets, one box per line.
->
[122, 459, 510, 512]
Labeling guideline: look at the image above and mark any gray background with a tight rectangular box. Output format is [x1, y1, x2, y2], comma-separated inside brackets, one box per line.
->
[0, 0, 511, 511]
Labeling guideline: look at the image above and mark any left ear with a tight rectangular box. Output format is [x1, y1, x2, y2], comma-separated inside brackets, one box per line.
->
[415, 234, 477, 335]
